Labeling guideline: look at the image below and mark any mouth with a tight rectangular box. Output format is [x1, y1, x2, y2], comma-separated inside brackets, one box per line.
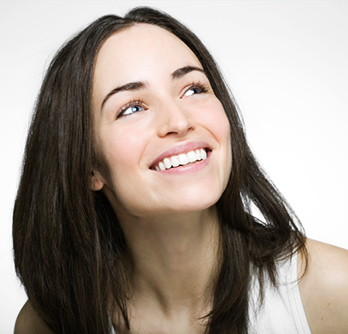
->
[151, 148, 210, 171]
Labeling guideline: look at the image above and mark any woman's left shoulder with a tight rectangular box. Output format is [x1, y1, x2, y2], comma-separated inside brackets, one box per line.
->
[298, 238, 348, 334]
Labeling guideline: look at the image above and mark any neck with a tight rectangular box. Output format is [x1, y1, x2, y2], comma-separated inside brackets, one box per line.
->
[119, 206, 220, 320]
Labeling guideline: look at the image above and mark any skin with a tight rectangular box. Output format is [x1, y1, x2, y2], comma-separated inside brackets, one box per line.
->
[298, 240, 348, 334]
[91, 24, 232, 217]
[91, 23, 231, 333]
[14, 24, 348, 334]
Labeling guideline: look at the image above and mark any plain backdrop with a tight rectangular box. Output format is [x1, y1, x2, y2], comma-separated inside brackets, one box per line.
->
[1, 1, 347, 332]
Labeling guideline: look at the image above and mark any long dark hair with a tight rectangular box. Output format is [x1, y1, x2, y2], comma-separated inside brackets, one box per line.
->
[13, 7, 306, 334]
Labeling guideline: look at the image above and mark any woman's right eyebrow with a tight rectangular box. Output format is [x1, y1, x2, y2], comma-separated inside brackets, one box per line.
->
[101, 81, 147, 110]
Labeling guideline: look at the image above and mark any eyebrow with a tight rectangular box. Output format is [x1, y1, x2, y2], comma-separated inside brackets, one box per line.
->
[100, 66, 206, 110]
[101, 81, 146, 109]
[171, 65, 205, 79]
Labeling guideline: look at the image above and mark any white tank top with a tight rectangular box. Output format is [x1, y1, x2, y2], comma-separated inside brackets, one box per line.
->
[248, 251, 312, 333]
[111, 252, 311, 333]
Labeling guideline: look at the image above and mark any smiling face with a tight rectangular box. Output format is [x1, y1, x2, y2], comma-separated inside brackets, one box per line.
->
[92, 24, 232, 219]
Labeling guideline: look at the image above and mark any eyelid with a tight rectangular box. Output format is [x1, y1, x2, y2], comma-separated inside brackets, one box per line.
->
[117, 99, 147, 119]
[181, 81, 209, 98]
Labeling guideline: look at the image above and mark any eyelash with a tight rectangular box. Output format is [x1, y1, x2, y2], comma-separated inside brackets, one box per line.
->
[116, 81, 210, 119]
[117, 99, 146, 118]
[183, 81, 209, 97]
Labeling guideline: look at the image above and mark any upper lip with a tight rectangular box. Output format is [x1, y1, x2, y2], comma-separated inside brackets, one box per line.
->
[150, 141, 211, 169]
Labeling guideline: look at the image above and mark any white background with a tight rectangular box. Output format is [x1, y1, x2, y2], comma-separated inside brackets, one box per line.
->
[1, 1, 347, 332]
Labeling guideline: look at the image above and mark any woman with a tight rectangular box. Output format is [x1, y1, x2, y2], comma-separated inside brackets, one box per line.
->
[13, 7, 348, 334]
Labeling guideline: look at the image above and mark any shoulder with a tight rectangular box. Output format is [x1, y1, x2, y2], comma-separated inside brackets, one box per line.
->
[298, 239, 348, 334]
[14, 301, 54, 334]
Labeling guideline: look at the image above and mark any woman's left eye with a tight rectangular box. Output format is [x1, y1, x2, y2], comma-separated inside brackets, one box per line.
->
[183, 83, 208, 97]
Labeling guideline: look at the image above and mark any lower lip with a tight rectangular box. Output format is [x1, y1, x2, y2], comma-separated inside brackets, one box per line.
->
[152, 151, 211, 175]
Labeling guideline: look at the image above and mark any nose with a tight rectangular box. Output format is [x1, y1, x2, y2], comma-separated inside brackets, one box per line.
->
[156, 99, 196, 138]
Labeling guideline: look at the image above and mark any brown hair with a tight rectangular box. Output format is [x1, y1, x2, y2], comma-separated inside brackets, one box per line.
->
[13, 7, 306, 334]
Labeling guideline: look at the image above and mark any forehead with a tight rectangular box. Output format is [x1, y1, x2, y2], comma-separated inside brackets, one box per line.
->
[93, 24, 202, 94]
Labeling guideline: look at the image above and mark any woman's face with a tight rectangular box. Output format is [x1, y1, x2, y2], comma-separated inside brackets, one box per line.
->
[92, 24, 232, 219]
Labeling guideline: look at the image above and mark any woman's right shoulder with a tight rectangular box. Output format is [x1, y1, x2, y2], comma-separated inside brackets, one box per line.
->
[14, 301, 54, 334]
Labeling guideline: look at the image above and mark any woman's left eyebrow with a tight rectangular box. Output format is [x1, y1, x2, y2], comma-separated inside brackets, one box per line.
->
[172, 66, 205, 79]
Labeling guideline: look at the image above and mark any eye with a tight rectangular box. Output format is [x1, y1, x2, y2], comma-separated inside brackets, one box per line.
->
[182, 82, 208, 98]
[118, 100, 146, 118]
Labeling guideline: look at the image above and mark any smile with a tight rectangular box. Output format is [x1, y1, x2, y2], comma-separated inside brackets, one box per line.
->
[154, 148, 208, 171]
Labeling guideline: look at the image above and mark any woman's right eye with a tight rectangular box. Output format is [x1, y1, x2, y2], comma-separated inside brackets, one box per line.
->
[117, 100, 146, 118]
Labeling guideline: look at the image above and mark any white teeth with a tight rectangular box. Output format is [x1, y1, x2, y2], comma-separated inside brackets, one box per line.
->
[163, 158, 171, 169]
[159, 162, 166, 171]
[155, 148, 208, 171]
[195, 149, 202, 160]
[201, 148, 207, 160]
[187, 150, 196, 163]
[178, 153, 189, 165]
[171, 156, 179, 167]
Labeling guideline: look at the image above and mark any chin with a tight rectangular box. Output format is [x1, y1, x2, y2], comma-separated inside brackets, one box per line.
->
[163, 188, 223, 214]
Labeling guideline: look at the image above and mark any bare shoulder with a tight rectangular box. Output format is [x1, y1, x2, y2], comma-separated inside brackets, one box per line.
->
[14, 301, 54, 334]
[298, 239, 348, 334]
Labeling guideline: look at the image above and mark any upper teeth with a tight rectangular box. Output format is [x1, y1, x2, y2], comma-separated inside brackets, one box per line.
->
[155, 148, 207, 171]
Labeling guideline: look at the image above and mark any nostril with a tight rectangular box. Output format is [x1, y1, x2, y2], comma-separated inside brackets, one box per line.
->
[156, 103, 196, 138]
[158, 119, 196, 138]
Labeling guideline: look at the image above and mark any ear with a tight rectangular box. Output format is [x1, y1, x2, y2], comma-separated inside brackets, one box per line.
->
[91, 170, 105, 191]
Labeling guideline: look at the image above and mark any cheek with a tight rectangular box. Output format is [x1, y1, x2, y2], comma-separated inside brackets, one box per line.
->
[96, 134, 144, 215]
[105, 125, 145, 163]
[96, 128, 142, 189]
[207, 102, 232, 179]
[202, 100, 231, 148]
